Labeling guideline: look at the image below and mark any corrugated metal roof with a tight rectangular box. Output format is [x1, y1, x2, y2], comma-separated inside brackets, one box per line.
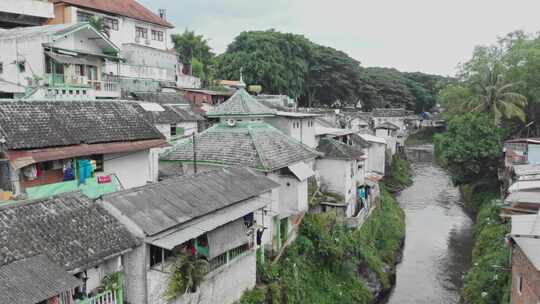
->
[315, 127, 354, 137]
[148, 197, 267, 250]
[513, 164, 540, 177]
[0, 255, 80, 304]
[508, 180, 540, 193]
[375, 122, 399, 130]
[514, 237, 540, 270]
[103, 167, 279, 236]
[511, 214, 540, 236]
[288, 162, 315, 181]
[505, 191, 540, 205]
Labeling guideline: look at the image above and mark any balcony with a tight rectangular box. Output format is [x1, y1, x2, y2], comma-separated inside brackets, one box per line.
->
[45, 74, 120, 98]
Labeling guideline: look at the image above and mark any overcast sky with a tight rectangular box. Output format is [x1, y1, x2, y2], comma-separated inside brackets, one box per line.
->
[140, 0, 540, 76]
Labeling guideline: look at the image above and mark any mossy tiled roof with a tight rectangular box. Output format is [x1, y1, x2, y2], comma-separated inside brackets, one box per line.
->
[161, 121, 319, 172]
[206, 89, 277, 118]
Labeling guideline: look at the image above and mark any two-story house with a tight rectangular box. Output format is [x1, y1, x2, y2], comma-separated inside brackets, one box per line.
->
[100, 167, 279, 304]
[0, 22, 121, 99]
[0, 100, 166, 201]
[47, 0, 201, 89]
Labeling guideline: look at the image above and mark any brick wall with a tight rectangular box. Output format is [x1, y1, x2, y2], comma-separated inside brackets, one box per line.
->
[511, 245, 540, 304]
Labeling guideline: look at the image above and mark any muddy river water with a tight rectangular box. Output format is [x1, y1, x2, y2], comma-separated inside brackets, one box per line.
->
[384, 145, 475, 304]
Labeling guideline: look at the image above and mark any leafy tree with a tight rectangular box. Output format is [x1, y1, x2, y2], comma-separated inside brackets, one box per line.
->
[191, 57, 205, 80]
[216, 30, 312, 99]
[465, 67, 527, 125]
[434, 113, 504, 185]
[171, 29, 214, 66]
[88, 16, 110, 38]
[303, 45, 363, 107]
[437, 84, 474, 119]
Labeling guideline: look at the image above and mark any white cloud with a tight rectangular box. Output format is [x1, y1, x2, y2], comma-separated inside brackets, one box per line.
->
[140, 0, 540, 75]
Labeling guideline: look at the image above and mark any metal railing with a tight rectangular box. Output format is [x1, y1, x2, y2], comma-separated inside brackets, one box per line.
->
[76, 288, 123, 304]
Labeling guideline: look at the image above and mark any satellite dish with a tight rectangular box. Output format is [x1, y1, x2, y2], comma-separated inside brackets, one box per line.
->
[227, 118, 237, 127]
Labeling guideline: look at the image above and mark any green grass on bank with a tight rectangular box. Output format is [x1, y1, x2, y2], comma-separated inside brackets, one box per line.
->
[460, 186, 511, 304]
[238, 186, 405, 304]
[384, 154, 413, 193]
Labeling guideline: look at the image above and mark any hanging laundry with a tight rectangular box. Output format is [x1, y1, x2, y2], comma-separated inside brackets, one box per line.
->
[63, 160, 74, 181]
[97, 175, 112, 184]
[78, 160, 94, 184]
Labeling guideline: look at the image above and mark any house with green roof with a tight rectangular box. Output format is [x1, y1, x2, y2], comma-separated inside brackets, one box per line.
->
[161, 120, 319, 254]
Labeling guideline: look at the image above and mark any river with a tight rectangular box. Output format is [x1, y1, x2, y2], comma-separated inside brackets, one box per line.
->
[384, 145, 475, 304]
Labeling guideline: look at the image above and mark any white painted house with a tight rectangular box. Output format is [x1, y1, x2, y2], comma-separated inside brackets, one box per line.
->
[375, 122, 399, 155]
[0, 100, 166, 201]
[100, 168, 279, 304]
[358, 133, 387, 176]
[47, 0, 201, 89]
[315, 137, 367, 217]
[267, 111, 319, 149]
[0, 23, 121, 99]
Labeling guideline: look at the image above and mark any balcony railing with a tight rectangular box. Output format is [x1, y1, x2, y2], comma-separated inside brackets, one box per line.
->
[77, 288, 123, 304]
[45, 74, 119, 92]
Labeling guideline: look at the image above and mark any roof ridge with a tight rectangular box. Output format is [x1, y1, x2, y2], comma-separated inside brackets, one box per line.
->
[247, 124, 271, 171]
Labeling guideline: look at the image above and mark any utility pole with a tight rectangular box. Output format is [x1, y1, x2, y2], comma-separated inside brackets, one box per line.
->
[193, 132, 197, 174]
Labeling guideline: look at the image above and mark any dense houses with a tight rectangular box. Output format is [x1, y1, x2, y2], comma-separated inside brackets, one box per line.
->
[500, 137, 540, 304]
[0, 1, 416, 304]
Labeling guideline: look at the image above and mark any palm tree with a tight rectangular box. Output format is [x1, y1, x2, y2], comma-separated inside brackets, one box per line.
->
[467, 68, 527, 125]
[88, 16, 110, 38]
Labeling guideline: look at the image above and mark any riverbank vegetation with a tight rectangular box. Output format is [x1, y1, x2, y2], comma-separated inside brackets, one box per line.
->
[384, 153, 413, 193]
[404, 127, 436, 146]
[238, 185, 405, 304]
[460, 186, 511, 304]
[430, 30, 540, 304]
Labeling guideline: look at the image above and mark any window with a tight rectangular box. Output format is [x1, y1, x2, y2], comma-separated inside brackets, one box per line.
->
[518, 274, 523, 295]
[152, 30, 164, 41]
[149, 244, 172, 267]
[104, 17, 118, 31]
[136, 27, 148, 39]
[350, 163, 354, 178]
[0, 62, 3, 74]
[77, 11, 94, 22]
[170, 124, 177, 136]
[74, 65, 85, 77]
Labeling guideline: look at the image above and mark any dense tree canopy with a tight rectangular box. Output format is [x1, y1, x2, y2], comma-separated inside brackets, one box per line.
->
[216, 30, 446, 110]
[434, 113, 503, 185]
[171, 30, 215, 85]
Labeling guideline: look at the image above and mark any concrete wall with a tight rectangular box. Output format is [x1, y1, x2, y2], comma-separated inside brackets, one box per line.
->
[375, 129, 397, 156]
[0, 0, 54, 19]
[511, 245, 540, 304]
[0, 34, 47, 86]
[84, 256, 122, 294]
[315, 158, 358, 217]
[124, 245, 148, 304]
[103, 149, 154, 189]
[266, 117, 317, 149]
[366, 142, 386, 175]
[147, 251, 256, 304]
